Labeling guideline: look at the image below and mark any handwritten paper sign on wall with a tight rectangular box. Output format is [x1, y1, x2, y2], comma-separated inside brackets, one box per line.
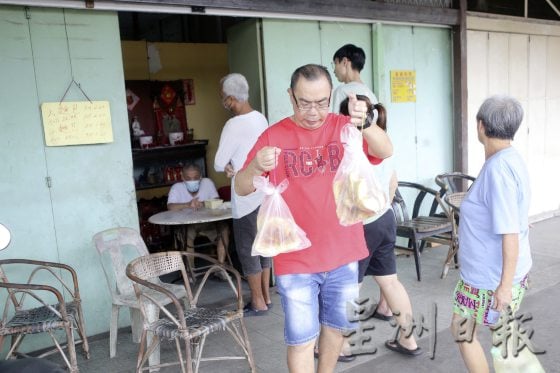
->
[390, 70, 416, 103]
[41, 101, 113, 146]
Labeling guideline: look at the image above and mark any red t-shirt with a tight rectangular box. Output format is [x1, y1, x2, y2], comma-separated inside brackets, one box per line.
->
[243, 113, 379, 275]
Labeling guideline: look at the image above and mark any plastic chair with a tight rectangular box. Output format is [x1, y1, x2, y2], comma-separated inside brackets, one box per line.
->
[0, 258, 90, 372]
[126, 251, 256, 373]
[392, 181, 455, 281]
[92, 227, 187, 358]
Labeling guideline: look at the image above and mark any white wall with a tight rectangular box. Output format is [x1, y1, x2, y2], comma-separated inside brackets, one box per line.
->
[467, 15, 560, 219]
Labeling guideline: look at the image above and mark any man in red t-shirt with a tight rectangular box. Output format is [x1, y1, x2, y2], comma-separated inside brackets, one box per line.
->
[235, 64, 392, 372]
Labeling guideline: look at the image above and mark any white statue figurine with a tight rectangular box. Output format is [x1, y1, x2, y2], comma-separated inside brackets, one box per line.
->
[132, 116, 145, 137]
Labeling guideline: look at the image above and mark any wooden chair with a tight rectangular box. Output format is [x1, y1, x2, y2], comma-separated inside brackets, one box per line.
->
[392, 181, 454, 281]
[92, 227, 187, 358]
[0, 259, 90, 372]
[126, 251, 256, 373]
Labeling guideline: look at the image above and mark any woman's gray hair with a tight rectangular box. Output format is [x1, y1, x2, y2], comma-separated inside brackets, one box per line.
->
[476, 95, 524, 140]
[221, 73, 249, 102]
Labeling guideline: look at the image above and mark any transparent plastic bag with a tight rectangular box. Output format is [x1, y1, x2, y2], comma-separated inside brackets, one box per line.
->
[333, 124, 387, 226]
[491, 316, 545, 373]
[251, 176, 311, 257]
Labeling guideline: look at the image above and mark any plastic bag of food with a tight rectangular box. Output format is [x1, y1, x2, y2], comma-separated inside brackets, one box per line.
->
[491, 316, 545, 373]
[252, 176, 311, 257]
[333, 124, 387, 226]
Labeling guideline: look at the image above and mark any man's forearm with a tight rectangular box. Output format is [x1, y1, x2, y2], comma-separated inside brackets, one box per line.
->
[167, 202, 189, 211]
[362, 125, 393, 159]
[234, 162, 261, 196]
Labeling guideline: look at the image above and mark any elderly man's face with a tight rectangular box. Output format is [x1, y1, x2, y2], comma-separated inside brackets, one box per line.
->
[220, 89, 231, 111]
[182, 168, 201, 181]
[289, 76, 331, 130]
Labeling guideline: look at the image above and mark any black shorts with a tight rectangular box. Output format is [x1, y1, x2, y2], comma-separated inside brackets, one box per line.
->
[358, 209, 397, 282]
[232, 207, 272, 276]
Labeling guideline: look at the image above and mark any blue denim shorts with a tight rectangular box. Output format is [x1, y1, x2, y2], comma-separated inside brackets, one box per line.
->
[275, 262, 359, 346]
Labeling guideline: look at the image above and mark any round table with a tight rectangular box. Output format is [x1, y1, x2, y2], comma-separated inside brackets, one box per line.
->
[148, 207, 232, 226]
[149, 206, 234, 281]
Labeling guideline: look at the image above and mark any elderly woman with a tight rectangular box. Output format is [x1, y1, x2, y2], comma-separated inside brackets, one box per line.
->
[450, 95, 532, 372]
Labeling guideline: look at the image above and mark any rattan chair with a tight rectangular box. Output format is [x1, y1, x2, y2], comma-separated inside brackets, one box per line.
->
[126, 251, 256, 373]
[92, 227, 187, 358]
[435, 172, 476, 197]
[0, 259, 90, 372]
[434, 172, 476, 277]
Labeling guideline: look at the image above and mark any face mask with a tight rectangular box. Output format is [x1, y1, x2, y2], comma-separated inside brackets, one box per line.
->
[185, 180, 200, 193]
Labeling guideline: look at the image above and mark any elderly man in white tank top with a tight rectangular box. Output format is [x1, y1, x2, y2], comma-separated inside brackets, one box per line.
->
[215, 73, 271, 316]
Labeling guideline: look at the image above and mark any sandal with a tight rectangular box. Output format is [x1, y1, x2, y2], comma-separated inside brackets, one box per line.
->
[385, 340, 422, 356]
[313, 348, 356, 362]
[243, 303, 269, 317]
[372, 306, 394, 322]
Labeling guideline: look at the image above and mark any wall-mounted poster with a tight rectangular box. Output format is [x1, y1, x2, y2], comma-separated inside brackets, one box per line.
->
[41, 101, 113, 146]
[390, 70, 416, 103]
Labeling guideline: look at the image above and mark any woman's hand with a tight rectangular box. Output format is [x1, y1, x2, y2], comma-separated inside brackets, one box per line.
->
[492, 284, 512, 312]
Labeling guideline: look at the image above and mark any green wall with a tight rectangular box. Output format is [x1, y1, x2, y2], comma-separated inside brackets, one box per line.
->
[0, 6, 138, 352]
[259, 19, 453, 188]
[375, 24, 453, 186]
[227, 20, 265, 115]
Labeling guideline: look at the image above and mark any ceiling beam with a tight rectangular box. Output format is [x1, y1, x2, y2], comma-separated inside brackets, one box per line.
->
[15, 0, 457, 26]
[133, 0, 459, 25]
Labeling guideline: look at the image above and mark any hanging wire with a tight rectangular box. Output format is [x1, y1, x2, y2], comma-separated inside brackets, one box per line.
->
[63, 9, 74, 79]
[60, 9, 91, 103]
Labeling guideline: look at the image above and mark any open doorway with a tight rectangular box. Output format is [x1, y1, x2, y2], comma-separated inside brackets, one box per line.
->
[118, 12, 250, 252]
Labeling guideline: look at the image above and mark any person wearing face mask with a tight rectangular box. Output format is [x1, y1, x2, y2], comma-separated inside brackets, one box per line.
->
[215, 73, 271, 316]
[167, 163, 230, 269]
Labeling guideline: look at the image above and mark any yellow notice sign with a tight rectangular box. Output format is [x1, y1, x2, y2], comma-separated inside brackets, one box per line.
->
[41, 101, 113, 146]
[390, 70, 416, 103]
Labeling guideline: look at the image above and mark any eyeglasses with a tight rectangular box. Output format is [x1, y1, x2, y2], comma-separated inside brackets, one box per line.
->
[292, 92, 331, 112]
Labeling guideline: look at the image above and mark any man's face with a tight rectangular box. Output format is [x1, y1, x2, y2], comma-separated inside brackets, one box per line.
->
[289, 76, 331, 130]
[182, 169, 201, 181]
[332, 57, 347, 83]
[220, 89, 231, 111]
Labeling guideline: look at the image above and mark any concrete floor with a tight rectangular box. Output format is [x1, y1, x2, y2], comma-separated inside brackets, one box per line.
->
[43, 216, 560, 372]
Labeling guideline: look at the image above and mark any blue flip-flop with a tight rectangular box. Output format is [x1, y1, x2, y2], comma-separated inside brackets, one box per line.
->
[243, 303, 269, 317]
